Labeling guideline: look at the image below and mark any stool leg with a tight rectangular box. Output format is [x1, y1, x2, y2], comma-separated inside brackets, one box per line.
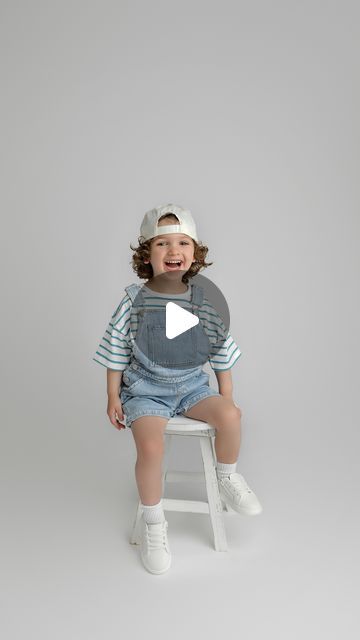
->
[162, 433, 173, 496]
[209, 433, 235, 515]
[129, 501, 143, 545]
[200, 436, 228, 552]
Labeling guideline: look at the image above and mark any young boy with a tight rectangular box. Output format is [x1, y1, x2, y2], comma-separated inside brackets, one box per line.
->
[94, 204, 262, 574]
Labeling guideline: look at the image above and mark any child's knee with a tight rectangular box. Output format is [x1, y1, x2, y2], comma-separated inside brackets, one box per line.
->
[137, 437, 164, 460]
[225, 404, 242, 425]
[216, 403, 242, 428]
[132, 416, 167, 459]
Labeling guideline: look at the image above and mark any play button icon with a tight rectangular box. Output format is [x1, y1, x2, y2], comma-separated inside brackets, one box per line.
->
[166, 302, 199, 339]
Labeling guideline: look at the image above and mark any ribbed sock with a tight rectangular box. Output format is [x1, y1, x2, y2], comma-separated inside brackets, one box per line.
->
[141, 499, 166, 524]
[216, 461, 237, 480]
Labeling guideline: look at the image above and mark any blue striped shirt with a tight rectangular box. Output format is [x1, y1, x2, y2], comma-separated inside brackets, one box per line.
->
[93, 284, 242, 372]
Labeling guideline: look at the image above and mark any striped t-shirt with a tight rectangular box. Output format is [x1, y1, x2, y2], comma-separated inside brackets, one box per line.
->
[93, 283, 242, 372]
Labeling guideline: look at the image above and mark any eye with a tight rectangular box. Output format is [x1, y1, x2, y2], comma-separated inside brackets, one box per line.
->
[156, 240, 190, 246]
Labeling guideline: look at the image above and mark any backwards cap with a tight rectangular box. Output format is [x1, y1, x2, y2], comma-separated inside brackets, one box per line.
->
[139, 203, 198, 242]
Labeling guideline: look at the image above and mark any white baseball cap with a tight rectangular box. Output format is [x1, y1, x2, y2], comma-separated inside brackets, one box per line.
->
[139, 203, 198, 242]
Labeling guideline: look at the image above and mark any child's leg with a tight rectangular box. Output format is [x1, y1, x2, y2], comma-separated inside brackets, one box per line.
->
[183, 397, 262, 515]
[131, 416, 169, 505]
[183, 396, 241, 463]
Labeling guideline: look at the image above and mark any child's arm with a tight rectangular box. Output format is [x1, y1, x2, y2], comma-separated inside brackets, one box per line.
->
[215, 370, 241, 410]
[107, 369, 125, 430]
[214, 369, 233, 399]
[107, 368, 123, 398]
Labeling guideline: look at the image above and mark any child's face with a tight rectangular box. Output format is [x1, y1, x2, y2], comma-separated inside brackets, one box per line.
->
[146, 233, 195, 278]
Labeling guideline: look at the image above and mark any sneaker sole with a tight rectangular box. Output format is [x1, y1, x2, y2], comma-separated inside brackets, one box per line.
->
[220, 495, 263, 516]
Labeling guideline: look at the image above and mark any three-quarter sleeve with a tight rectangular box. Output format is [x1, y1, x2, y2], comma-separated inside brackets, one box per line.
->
[93, 294, 132, 371]
[199, 297, 242, 371]
[208, 332, 242, 371]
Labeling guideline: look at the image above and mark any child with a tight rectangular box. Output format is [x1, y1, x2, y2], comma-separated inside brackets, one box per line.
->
[93, 203, 262, 575]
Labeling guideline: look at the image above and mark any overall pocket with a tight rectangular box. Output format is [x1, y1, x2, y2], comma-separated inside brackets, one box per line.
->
[148, 324, 197, 367]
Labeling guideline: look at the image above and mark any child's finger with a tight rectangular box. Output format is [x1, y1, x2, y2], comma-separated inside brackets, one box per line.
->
[109, 412, 121, 429]
[115, 412, 126, 429]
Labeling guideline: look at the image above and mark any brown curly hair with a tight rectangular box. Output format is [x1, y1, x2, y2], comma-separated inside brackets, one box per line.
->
[130, 214, 213, 284]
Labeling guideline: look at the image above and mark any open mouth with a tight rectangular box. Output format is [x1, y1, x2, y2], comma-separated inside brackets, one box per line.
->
[164, 260, 183, 270]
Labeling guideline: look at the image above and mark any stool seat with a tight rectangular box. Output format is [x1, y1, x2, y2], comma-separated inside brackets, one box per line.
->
[164, 414, 216, 432]
[130, 415, 234, 552]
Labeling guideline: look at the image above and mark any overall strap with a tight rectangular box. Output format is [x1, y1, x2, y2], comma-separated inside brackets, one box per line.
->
[190, 283, 204, 309]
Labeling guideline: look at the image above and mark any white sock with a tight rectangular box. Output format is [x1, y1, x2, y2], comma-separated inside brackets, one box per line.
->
[216, 461, 237, 480]
[141, 499, 166, 524]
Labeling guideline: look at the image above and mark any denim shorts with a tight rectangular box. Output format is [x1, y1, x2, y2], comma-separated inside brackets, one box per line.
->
[119, 364, 221, 428]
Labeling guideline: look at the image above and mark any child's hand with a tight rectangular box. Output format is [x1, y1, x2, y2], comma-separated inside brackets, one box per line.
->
[107, 396, 126, 431]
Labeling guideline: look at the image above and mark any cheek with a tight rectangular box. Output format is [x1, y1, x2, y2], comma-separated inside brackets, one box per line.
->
[150, 250, 163, 264]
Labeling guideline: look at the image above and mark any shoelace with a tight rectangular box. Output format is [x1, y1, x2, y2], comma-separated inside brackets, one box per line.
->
[146, 522, 169, 551]
[223, 474, 252, 498]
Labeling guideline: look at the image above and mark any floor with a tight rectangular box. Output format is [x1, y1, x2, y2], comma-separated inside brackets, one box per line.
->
[2, 408, 358, 640]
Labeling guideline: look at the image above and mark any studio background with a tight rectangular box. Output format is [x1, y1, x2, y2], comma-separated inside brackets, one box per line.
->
[1, 1, 359, 639]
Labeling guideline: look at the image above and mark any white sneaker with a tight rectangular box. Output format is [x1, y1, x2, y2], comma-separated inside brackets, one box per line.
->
[140, 515, 171, 574]
[218, 472, 263, 515]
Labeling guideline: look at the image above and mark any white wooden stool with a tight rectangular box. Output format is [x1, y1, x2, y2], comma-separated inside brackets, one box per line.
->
[129, 415, 235, 552]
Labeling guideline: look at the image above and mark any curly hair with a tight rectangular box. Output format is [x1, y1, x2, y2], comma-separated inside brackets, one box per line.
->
[129, 214, 213, 284]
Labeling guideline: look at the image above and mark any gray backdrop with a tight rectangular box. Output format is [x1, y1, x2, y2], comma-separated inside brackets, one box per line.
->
[1, 1, 359, 638]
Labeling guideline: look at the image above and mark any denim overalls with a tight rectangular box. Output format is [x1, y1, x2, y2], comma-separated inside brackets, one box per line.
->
[119, 283, 221, 428]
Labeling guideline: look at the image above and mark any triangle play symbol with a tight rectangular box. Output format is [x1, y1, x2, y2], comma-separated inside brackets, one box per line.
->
[166, 302, 199, 339]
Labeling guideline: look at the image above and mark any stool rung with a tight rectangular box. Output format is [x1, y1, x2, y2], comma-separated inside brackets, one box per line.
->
[162, 498, 210, 514]
[164, 470, 204, 483]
